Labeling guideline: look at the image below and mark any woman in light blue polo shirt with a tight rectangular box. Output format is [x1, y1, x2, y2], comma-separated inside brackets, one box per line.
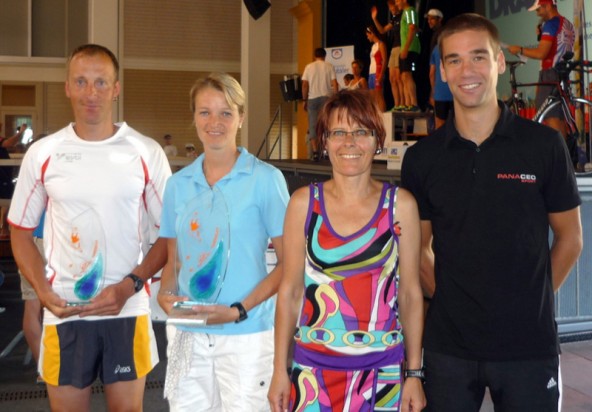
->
[157, 72, 289, 411]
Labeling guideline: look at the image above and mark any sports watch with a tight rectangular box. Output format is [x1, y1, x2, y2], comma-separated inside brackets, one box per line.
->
[404, 368, 425, 382]
[125, 273, 144, 293]
[230, 302, 248, 323]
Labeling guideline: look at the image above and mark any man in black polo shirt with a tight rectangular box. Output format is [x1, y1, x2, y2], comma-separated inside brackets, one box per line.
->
[401, 13, 582, 412]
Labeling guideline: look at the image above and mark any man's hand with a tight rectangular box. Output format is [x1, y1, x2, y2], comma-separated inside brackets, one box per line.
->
[78, 279, 135, 317]
[371, 6, 378, 19]
[508, 45, 521, 55]
[38, 288, 84, 319]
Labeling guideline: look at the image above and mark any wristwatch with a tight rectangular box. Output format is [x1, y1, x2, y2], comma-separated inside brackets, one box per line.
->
[125, 273, 144, 293]
[230, 302, 248, 323]
[404, 368, 425, 381]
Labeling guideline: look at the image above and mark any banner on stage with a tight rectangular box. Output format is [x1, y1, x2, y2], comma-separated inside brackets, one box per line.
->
[326, 45, 355, 89]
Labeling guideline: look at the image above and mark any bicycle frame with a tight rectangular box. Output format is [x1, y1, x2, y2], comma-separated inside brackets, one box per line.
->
[533, 65, 592, 171]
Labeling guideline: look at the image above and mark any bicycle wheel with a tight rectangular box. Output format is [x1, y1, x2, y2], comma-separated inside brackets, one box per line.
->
[536, 98, 592, 173]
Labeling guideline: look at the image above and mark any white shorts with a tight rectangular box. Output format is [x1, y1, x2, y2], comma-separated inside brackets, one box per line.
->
[165, 326, 273, 412]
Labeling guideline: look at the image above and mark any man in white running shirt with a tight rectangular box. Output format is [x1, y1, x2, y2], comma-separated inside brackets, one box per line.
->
[9, 44, 171, 412]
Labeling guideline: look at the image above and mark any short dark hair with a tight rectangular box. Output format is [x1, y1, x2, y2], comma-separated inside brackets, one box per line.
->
[316, 89, 386, 150]
[314, 47, 327, 58]
[67, 44, 120, 80]
[438, 13, 501, 59]
[366, 25, 385, 43]
[352, 59, 365, 71]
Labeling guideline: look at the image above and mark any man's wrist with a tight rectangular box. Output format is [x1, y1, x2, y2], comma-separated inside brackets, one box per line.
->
[124, 273, 144, 294]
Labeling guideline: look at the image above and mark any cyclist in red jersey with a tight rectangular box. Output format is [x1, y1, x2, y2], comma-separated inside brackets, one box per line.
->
[508, 0, 575, 133]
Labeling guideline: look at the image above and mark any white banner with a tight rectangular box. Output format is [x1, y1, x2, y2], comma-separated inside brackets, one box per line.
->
[326, 45, 355, 89]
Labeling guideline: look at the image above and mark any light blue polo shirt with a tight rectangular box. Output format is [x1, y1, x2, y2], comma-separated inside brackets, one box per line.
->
[160, 147, 289, 335]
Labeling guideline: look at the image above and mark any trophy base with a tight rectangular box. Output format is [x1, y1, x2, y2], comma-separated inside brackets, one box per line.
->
[66, 301, 91, 307]
[166, 301, 215, 327]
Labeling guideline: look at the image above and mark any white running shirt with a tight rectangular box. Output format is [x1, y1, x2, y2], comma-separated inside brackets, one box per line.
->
[8, 122, 171, 325]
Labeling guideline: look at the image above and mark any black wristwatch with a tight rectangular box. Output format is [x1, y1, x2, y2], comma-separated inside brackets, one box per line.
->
[230, 302, 248, 323]
[404, 368, 425, 381]
[125, 273, 144, 293]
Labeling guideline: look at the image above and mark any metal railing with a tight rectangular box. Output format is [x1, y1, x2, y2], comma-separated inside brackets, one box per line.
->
[256, 104, 287, 160]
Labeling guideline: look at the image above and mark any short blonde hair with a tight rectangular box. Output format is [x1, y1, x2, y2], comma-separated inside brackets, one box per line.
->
[189, 73, 245, 115]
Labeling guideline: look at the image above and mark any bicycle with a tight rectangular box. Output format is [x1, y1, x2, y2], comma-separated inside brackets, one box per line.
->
[505, 59, 529, 116]
[505, 52, 592, 173]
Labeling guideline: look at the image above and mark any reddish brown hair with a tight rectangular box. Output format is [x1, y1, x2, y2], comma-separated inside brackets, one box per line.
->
[316, 89, 386, 149]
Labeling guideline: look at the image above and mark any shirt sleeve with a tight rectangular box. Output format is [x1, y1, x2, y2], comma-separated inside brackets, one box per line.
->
[541, 18, 559, 39]
[259, 167, 289, 239]
[543, 132, 581, 213]
[302, 64, 311, 82]
[7, 143, 47, 229]
[144, 142, 172, 234]
[159, 176, 178, 239]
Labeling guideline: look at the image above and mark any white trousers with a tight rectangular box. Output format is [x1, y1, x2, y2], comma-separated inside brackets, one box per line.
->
[166, 325, 273, 412]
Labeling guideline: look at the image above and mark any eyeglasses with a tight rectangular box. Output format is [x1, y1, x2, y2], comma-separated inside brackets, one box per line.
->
[326, 129, 375, 143]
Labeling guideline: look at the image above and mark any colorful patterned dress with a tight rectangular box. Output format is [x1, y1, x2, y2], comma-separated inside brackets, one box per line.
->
[289, 182, 404, 412]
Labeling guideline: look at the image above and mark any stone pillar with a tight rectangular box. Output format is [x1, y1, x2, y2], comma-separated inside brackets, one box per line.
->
[290, 0, 322, 159]
[240, 3, 271, 155]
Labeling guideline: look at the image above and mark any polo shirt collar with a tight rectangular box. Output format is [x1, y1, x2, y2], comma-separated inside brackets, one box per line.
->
[444, 100, 516, 148]
[179, 146, 254, 186]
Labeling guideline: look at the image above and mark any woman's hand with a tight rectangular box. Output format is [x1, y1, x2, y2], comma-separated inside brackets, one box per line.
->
[157, 290, 187, 315]
[187, 303, 241, 325]
[400, 377, 427, 412]
[268, 368, 292, 412]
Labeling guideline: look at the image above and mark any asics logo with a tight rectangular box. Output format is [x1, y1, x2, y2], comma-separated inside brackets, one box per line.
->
[114, 364, 131, 374]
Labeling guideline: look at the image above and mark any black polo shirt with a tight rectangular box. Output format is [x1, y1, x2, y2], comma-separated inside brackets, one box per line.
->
[401, 102, 581, 361]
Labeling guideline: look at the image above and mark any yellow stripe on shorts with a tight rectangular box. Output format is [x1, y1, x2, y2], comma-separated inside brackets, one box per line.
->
[133, 314, 153, 377]
[41, 324, 61, 386]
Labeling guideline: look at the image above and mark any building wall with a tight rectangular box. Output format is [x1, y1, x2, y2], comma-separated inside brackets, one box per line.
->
[0, 0, 297, 159]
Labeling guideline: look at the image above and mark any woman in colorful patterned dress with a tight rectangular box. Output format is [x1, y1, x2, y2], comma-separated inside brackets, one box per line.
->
[268, 89, 426, 412]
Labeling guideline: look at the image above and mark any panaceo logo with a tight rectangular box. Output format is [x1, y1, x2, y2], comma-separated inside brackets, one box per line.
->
[497, 173, 537, 183]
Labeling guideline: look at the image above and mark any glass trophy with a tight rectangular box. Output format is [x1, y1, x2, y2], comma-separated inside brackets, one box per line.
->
[167, 187, 230, 326]
[60, 209, 106, 306]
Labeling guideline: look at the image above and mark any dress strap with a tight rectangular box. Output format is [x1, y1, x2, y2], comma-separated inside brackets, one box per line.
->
[304, 182, 320, 237]
[389, 184, 399, 230]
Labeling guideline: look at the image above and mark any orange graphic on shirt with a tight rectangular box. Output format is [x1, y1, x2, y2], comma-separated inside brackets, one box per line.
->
[70, 229, 82, 252]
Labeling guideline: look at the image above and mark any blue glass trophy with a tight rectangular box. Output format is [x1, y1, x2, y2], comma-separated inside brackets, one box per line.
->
[167, 187, 230, 326]
[61, 209, 106, 306]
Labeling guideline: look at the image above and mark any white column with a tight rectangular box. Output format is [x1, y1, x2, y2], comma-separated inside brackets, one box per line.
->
[88, 0, 121, 121]
[240, 3, 271, 155]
